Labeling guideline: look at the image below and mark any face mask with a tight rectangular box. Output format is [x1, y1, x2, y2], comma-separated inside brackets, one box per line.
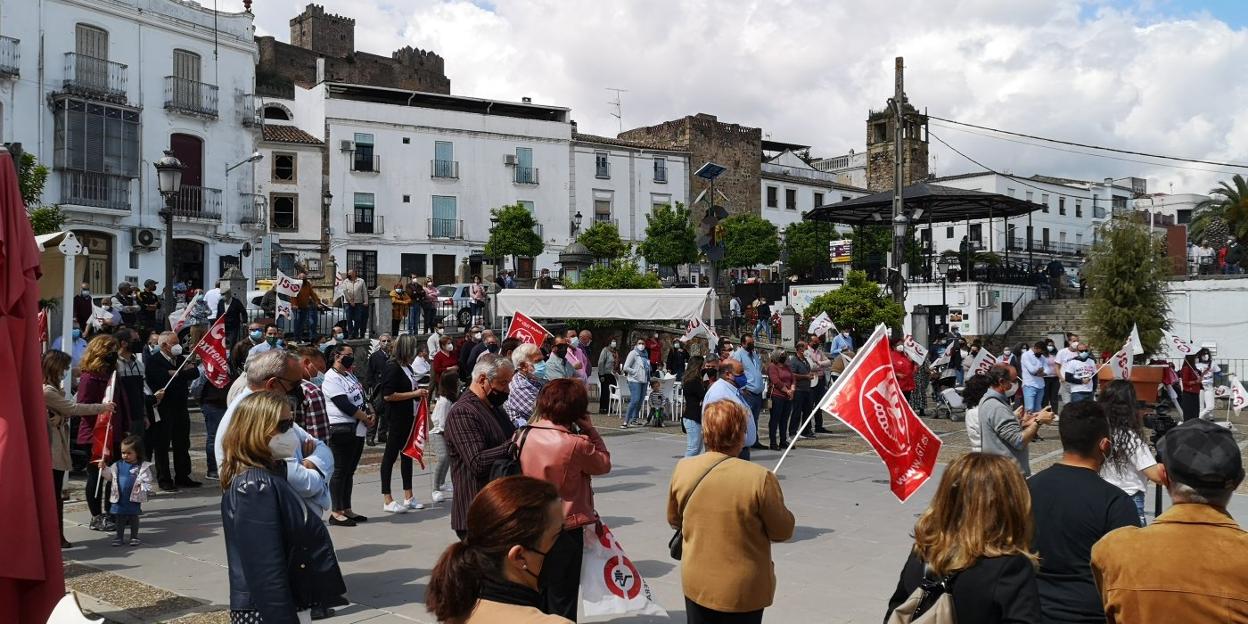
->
[339, 355, 355, 369]
[335, 332, 345, 341]
[1048, 346, 1056, 353]
[311, 372, 325, 387]
[744, 343, 755, 352]
[128, 339, 144, 353]
[250, 330, 263, 342]
[555, 346, 568, 358]
[268, 429, 300, 459]
[436, 328, 443, 335]
[1077, 352, 1089, 360]
[610, 341, 617, 349]
[103, 352, 119, 365]
[571, 337, 580, 347]
[675, 343, 682, 350]
[474, 332, 482, 340]
[81, 289, 91, 297]
[534, 362, 547, 379]
[170, 344, 183, 357]
[1006, 381, 1020, 395]
[442, 344, 453, 353]
[636, 344, 645, 352]
[267, 336, 278, 346]
[487, 388, 509, 407]
[72, 329, 82, 340]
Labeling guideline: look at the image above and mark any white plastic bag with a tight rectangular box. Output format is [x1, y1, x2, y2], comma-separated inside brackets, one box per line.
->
[579, 523, 668, 618]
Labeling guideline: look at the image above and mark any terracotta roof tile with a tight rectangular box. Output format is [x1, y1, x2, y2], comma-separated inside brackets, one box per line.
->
[573, 132, 687, 153]
[262, 125, 324, 145]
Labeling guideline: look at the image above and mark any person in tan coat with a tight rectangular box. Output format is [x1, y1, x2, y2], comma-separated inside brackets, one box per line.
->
[42, 350, 112, 548]
[668, 399, 795, 623]
[427, 476, 572, 624]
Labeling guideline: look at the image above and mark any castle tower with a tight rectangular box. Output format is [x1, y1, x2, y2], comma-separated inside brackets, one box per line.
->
[865, 57, 929, 192]
[290, 4, 355, 59]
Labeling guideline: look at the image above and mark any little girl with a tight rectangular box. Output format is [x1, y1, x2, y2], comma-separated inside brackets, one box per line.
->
[429, 371, 457, 503]
[104, 435, 154, 546]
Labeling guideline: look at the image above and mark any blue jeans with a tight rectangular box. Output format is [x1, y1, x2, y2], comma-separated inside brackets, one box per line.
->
[683, 418, 703, 457]
[201, 403, 226, 474]
[626, 381, 647, 424]
[753, 319, 773, 342]
[954, 367, 964, 386]
[1071, 391, 1094, 403]
[741, 390, 762, 446]
[407, 304, 421, 334]
[1131, 491, 1146, 526]
[1023, 385, 1044, 412]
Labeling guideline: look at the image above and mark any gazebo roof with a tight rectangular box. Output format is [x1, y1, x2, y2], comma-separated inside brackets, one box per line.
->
[804, 181, 1039, 226]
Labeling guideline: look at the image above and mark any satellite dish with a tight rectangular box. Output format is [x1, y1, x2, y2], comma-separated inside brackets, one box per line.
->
[241, 242, 252, 258]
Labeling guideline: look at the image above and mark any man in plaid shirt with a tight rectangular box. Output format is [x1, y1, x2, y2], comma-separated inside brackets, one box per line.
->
[293, 347, 331, 440]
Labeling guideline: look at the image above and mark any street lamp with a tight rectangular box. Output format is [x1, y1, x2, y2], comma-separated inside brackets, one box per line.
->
[154, 150, 184, 322]
[936, 256, 954, 307]
[570, 210, 583, 237]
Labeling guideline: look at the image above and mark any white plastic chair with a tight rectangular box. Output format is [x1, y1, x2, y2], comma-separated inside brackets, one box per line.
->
[607, 384, 624, 419]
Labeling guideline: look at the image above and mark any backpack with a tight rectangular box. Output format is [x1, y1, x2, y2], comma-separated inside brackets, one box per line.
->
[887, 565, 958, 624]
[488, 425, 533, 482]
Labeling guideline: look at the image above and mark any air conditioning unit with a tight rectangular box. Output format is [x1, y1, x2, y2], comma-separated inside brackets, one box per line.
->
[503, 154, 517, 166]
[339, 140, 355, 152]
[131, 227, 160, 250]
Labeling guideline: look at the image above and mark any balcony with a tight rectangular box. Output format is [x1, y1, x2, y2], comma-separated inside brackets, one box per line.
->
[428, 217, 464, 239]
[239, 193, 266, 228]
[0, 36, 18, 78]
[514, 166, 539, 185]
[60, 171, 130, 210]
[431, 159, 459, 179]
[592, 216, 618, 228]
[167, 185, 223, 221]
[1005, 238, 1089, 257]
[346, 214, 384, 234]
[595, 161, 610, 179]
[237, 92, 260, 126]
[63, 53, 127, 102]
[165, 76, 219, 118]
[351, 154, 380, 173]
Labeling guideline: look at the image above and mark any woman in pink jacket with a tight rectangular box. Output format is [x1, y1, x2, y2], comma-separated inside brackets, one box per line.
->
[519, 378, 612, 621]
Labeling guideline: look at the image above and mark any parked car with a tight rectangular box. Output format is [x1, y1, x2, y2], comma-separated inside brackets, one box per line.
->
[438, 283, 478, 328]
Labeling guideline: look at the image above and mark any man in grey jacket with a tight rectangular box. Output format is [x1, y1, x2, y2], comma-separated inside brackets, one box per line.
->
[979, 364, 1053, 476]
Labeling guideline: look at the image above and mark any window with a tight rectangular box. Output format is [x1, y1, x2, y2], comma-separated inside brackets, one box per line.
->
[969, 224, 982, 244]
[402, 137, 410, 144]
[353, 133, 375, 172]
[946, 226, 954, 239]
[654, 157, 667, 183]
[345, 250, 377, 289]
[1041, 193, 1049, 213]
[262, 106, 290, 121]
[431, 195, 457, 237]
[515, 147, 536, 184]
[814, 192, 824, 207]
[517, 200, 535, 213]
[433, 141, 456, 178]
[353, 193, 375, 234]
[1026, 191, 1033, 203]
[1006, 224, 1016, 248]
[1075, 233, 1083, 246]
[272, 153, 295, 183]
[785, 188, 797, 210]
[766, 186, 778, 208]
[1058, 197, 1066, 216]
[1042, 228, 1051, 246]
[52, 98, 140, 176]
[1007, 187, 1015, 197]
[1112, 196, 1127, 211]
[76, 24, 109, 60]
[1075, 200, 1082, 218]
[169, 49, 203, 112]
[1059, 231, 1067, 247]
[270, 194, 297, 231]
[400, 253, 426, 277]
[402, 195, 410, 203]
[594, 199, 612, 222]
[595, 152, 610, 179]
[920, 228, 932, 249]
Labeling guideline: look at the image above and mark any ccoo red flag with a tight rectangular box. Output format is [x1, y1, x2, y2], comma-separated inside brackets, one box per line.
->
[506, 311, 552, 346]
[196, 316, 232, 388]
[401, 397, 430, 468]
[90, 372, 117, 463]
[815, 324, 941, 502]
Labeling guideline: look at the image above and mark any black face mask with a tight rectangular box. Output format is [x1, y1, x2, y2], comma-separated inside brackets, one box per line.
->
[744, 343, 755, 352]
[103, 352, 119, 365]
[339, 355, 355, 369]
[487, 343, 500, 353]
[487, 388, 509, 407]
[555, 346, 568, 358]
[129, 339, 145, 353]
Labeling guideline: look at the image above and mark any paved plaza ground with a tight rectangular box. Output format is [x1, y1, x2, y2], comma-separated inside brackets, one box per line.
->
[61, 408, 1248, 623]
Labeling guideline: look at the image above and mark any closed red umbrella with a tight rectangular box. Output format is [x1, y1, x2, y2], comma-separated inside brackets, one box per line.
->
[0, 147, 64, 621]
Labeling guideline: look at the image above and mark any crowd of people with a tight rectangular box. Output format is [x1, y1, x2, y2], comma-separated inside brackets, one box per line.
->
[39, 282, 1248, 623]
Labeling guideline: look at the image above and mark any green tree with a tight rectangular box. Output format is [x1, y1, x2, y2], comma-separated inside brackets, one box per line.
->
[849, 225, 890, 274]
[577, 220, 629, 260]
[637, 202, 697, 272]
[720, 214, 780, 269]
[783, 220, 834, 279]
[568, 256, 662, 289]
[1189, 174, 1248, 245]
[802, 270, 904, 339]
[1084, 217, 1171, 356]
[19, 153, 64, 235]
[484, 204, 544, 270]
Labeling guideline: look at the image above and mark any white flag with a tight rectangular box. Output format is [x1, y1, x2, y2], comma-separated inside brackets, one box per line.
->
[168, 292, 203, 332]
[1106, 340, 1133, 380]
[1231, 375, 1248, 413]
[968, 348, 996, 376]
[580, 524, 667, 617]
[273, 269, 302, 298]
[1161, 329, 1194, 357]
[808, 311, 835, 337]
[901, 334, 928, 365]
[680, 318, 719, 353]
[275, 298, 293, 320]
[1129, 324, 1144, 356]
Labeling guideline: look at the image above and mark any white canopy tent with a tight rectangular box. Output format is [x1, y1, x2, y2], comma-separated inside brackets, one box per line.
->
[34, 231, 87, 395]
[495, 288, 713, 321]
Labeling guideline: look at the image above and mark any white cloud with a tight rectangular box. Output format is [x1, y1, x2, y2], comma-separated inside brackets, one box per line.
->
[250, 0, 1248, 195]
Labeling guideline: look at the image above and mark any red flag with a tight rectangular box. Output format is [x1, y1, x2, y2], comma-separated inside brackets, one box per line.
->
[815, 325, 941, 502]
[36, 307, 48, 346]
[506, 311, 552, 346]
[401, 397, 430, 468]
[90, 373, 117, 464]
[196, 316, 232, 388]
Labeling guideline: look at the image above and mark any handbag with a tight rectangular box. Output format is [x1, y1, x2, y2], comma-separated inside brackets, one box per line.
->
[886, 565, 959, 624]
[668, 456, 731, 560]
[488, 425, 532, 482]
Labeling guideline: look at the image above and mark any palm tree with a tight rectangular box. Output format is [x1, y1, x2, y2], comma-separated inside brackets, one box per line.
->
[1190, 174, 1248, 245]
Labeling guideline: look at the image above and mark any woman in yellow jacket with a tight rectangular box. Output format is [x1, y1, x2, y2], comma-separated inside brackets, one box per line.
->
[389, 282, 411, 336]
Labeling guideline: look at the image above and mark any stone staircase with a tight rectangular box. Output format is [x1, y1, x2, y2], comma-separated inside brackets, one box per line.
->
[989, 297, 1091, 350]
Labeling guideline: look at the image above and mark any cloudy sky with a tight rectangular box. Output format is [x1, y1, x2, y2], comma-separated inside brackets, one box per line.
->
[251, 0, 1248, 195]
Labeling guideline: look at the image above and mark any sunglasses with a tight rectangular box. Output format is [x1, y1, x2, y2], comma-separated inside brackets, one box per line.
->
[276, 419, 295, 433]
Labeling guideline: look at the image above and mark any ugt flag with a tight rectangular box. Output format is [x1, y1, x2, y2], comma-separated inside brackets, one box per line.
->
[401, 398, 430, 468]
[967, 346, 996, 376]
[816, 325, 941, 502]
[196, 316, 232, 388]
[1129, 324, 1145, 356]
[808, 311, 835, 337]
[1230, 375, 1248, 413]
[901, 334, 928, 365]
[506, 311, 552, 345]
[1161, 329, 1194, 356]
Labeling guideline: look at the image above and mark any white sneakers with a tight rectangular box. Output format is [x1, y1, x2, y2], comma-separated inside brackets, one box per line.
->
[403, 498, 425, 510]
[431, 490, 446, 503]
[382, 500, 408, 514]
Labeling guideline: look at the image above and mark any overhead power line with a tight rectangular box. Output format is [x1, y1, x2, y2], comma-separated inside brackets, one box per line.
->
[928, 130, 1111, 202]
[927, 115, 1248, 170]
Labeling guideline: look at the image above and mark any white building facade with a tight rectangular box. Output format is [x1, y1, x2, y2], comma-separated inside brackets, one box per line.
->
[252, 101, 326, 279]
[571, 132, 690, 243]
[761, 149, 867, 232]
[1135, 192, 1208, 227]
[812, 150, 867, 189]
[1, 0, 260, 294]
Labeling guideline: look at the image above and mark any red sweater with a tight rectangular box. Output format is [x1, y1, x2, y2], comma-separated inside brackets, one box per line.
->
[891, 350, 917, 393]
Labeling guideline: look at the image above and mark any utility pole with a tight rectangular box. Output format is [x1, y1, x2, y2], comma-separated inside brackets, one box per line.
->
[889, 57, 907, 337]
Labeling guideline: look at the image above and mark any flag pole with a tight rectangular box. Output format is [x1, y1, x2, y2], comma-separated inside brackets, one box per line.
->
[159, 318, 219, 394]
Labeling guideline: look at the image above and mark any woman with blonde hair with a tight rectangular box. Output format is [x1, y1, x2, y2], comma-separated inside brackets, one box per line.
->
[76, 333, 123, 532]
[43, 350, 113, 548]
[885, 452, 1041, 623]
[220, 391, 347, 622]
[668, 399, 794, 623]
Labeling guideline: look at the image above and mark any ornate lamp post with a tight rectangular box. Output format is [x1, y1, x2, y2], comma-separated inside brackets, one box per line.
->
[154, 150, 184, 320]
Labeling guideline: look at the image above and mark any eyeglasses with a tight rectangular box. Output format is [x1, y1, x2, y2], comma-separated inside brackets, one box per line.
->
[276, 419, 295, 433]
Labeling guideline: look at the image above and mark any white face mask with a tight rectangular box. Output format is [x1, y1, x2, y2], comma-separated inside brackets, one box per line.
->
[636, 344, 645, 352]
[269, 429, 299, 459]
[571, 337, 580, 347]
[1006, 381, 1020, 396]
[443, 344, 453, 353]
[474, 332, 482, 340]
[610, 341, 618, 348]
[170, 344, 184, 357]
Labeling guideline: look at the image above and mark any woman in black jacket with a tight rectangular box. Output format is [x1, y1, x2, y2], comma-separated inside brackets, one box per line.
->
[885, 453, 1040, 623]
[378, 334, 429, 514]
[680, 355, 710, 457]
[220, 392, 347, 623]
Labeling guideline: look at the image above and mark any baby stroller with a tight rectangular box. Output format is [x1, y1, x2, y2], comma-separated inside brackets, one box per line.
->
[929, 362, 965, 421]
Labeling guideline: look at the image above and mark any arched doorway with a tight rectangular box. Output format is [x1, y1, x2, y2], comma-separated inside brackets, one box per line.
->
[171, 239, 205, 291]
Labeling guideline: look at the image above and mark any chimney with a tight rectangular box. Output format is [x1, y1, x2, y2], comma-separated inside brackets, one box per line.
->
[521, 96, 532, 104]
[316, 57, 326, 84]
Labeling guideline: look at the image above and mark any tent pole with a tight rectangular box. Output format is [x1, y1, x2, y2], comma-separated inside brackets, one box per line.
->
[58, 233, 84, 397]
